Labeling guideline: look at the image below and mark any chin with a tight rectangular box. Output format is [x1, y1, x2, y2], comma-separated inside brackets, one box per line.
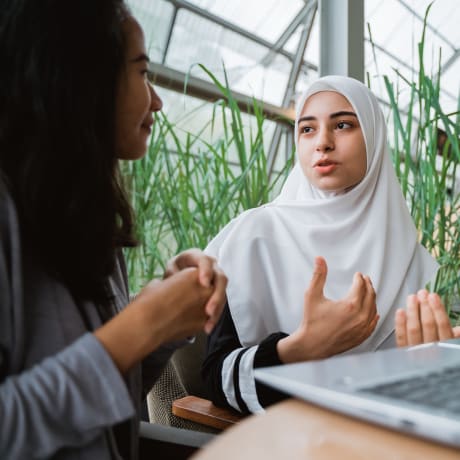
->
[117, 146, 148, 160]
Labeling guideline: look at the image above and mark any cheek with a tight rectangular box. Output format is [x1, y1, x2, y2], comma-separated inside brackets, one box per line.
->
[297, 139, 313, 174]
[297, 137, 313, 161]
[358, 139, 367, 177]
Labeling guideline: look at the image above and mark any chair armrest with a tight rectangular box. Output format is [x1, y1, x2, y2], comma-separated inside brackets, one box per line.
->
[172, 396, 245, 431]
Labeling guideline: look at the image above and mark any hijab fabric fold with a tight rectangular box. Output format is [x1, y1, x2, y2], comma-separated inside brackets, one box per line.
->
[206, 75, 438, 353]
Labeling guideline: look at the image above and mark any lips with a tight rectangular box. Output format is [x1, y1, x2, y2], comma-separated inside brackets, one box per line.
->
[314, 158, 338, 174]
[314, 158, 337, 167]
[141, 121, 153, 133]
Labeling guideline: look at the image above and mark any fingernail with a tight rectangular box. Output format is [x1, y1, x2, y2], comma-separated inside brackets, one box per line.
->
[417, 290, 428, 300]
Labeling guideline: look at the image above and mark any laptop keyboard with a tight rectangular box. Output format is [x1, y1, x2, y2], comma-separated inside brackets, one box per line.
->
[358, 365, 460, 414]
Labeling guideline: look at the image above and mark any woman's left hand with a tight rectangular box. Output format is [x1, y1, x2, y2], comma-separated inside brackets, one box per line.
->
[395, 290, 460, 347]
[165, 249, 227, 333]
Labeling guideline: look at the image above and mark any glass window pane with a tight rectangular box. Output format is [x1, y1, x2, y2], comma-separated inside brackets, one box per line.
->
[128, 0, 174, 62]
[187, 0, 305, 43]
[165, 10, 291, 105]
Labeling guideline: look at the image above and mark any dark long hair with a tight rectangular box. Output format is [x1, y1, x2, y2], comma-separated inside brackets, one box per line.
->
[0, 0, 136, 309]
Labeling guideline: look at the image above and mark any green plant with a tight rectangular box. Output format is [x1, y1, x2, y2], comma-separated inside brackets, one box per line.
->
[121, 67, 294, 293]
[382, 4, 460, 320]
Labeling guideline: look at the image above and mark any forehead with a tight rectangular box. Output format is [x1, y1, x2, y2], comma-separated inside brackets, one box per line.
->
[122, 16, 146, 57]
[299, 91, 353, 117]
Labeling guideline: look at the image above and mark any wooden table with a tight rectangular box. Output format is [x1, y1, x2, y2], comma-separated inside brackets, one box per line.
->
[193, 399, 460, 459]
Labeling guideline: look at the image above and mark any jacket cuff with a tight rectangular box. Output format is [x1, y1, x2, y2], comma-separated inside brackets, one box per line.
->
[253, 332, 288, 368]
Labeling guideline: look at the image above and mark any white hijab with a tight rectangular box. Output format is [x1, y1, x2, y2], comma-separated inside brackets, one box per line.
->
[206, 75, 438, 352]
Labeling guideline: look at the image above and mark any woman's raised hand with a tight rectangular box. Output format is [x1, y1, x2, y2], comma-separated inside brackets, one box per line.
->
[395, 290, 460, 347]
[277, 256, 379, 363]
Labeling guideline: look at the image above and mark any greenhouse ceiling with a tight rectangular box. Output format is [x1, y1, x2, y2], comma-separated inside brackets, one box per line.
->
[129, 0, 459, 117]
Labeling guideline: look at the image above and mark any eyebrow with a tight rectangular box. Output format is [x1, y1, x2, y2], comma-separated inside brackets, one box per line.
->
[130, 53, 150, 63]
[298, 111, 357, 123]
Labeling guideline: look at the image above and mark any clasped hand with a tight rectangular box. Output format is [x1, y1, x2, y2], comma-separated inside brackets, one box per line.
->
[277, 256, 379, 363]
[95, 249, 227, 373]
[137, 248, 227, 337]
[163, 248, 227, 334]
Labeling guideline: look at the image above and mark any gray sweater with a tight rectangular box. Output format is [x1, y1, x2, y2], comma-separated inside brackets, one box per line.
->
[0, 186, 178, 459]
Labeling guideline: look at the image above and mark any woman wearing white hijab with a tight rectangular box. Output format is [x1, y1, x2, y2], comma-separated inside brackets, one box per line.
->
[202, 75, 439, 414]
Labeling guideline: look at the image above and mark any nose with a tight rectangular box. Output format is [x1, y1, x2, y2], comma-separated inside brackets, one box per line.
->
[149, 82, 163, 112]
[315, 128, 334, 152]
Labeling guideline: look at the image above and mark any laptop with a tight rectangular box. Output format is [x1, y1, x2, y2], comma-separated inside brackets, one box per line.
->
[254, 339, 460, 448]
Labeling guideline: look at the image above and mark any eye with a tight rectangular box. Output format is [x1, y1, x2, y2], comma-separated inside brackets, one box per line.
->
[140, 67, 154, 81]
[337, 121, 352, 130]
[300, 126, 314, 134]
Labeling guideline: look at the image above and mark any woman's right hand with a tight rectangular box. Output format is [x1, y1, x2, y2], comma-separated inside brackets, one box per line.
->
[94, 267, 214, 373]
[277, 256, 379, 363]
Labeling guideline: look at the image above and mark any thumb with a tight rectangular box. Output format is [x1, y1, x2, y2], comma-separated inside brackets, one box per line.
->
[305, 256, 328, 303]
[453, 326, 460, 339]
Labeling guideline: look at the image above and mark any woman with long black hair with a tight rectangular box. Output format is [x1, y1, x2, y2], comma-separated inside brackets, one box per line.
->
[0, 1, 226, 458]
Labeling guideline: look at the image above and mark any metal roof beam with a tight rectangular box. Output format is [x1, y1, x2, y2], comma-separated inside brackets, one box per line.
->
[261, 1, 317, 67]
[166, 0, 317, 71]
[148, 62, 295, 125]
[267, 4, 317, 176]
[441, 48, 460, 75]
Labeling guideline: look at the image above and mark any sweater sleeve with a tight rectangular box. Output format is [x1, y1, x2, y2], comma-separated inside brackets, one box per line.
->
[201, 303, 289, 414]
[0, 333, 135, 460]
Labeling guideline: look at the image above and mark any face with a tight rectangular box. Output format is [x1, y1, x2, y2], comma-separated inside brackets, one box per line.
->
[115, 17, 163, 160]
[297, 91, 366, 193]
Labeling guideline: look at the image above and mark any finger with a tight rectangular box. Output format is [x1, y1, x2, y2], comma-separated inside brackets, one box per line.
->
[197, 256, 214, 288]
[204, 270, 227, 324]
[165, 248, 202, 272]
[428, 292, 453, 341]
[163, 257, 176, 279]
[453, 326, 460, 338]
[164, 251, 194, 278]
[204, 317, 216, 335]
[406, 294, 423, 345]
[362, 275, 377, 319]
[305, 256, 328, 303]
[419, 291, 438, 343]
[346, 272, 366, 308]
[166, 249, 216, 287]
[395, 309, 408, 347]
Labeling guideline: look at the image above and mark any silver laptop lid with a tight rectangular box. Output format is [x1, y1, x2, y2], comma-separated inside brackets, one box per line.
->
[254, 340, 460, 448]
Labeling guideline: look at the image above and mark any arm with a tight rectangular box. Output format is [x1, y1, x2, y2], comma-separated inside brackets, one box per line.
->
[95, 268, 214, 374]
[1, 269, 216, 458]
[0, 333, 135, 459]
[202, 303, 289, 414]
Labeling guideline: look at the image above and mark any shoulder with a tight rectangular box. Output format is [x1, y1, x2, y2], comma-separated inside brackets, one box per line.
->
[206, 206, 274, 257]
